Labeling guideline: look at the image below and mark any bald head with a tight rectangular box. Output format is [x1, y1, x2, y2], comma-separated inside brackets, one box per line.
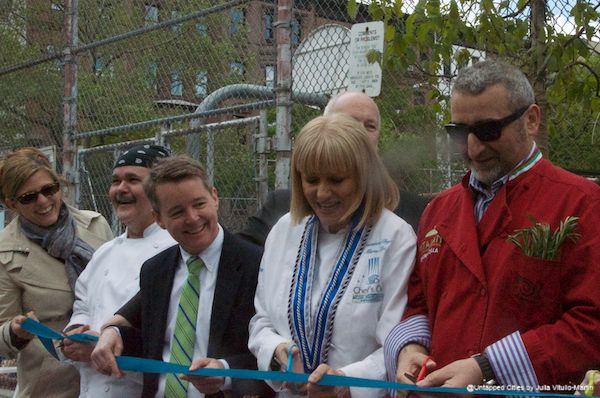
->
[324, 91, 381, 146]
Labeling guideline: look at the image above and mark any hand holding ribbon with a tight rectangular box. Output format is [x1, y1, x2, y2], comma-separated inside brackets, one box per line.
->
[20, 317, 98, 360]
[61, 324, 100, 362]
[181, 358, 226, 395]
[10, 311, 37, 342]
[90, 326, 125, 378]
[22, 318, 578, 398]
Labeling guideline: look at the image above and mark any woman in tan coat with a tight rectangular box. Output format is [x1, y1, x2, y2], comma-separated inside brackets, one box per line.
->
[0, 147, 112, 397]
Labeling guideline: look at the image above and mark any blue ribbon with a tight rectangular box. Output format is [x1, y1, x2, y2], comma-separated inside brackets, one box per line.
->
[21, 318, 593, 397]
[22, 318, 98, 359]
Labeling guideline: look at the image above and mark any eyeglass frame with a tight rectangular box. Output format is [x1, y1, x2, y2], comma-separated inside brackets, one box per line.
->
[444, 105, 532, 143]
[13, 182, 61, 205]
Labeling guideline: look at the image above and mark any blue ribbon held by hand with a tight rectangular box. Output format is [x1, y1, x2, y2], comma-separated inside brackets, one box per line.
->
[21, 318, 98, 360]
[21, 318, 584, 397]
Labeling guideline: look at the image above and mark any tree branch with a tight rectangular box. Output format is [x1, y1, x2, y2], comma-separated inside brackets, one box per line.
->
[564, 60, 600, 97]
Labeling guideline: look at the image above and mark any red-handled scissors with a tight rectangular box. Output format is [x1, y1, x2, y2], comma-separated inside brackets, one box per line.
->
[416, 355, 432, 381]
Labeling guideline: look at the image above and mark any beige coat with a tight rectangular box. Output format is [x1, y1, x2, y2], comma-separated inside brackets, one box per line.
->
[0, 207, 112, 398]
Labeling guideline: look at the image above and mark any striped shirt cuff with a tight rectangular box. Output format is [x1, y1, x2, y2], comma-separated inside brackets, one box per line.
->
[484, 331, 539, 390]
[384, 315, 431, 381]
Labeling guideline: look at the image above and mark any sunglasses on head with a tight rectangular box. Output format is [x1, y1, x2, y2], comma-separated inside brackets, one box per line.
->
[444, 105, 531, 142]
[14, 182, 60, 205]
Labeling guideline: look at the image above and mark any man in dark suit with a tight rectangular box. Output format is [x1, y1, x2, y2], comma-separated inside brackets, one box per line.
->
[238, 91, 429, 246]
[91, 156, 272, 398]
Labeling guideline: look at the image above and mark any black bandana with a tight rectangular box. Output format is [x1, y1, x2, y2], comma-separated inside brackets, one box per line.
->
[114, 144, 170, 169]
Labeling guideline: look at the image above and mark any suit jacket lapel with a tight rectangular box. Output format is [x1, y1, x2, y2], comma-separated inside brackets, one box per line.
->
[478, 185, 513, 250]
[208, 230, 243, 358]
[435, 181, 485, 284]
[148, 246, 181, 360]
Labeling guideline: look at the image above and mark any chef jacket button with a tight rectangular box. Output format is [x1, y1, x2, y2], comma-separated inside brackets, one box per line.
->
[104, 269, 109, 276]
[104, 385, 110, 392]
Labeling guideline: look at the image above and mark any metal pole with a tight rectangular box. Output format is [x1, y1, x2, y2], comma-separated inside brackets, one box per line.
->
[275, 0, 293, 190]
[257, 110, 269, 206]
[531, 0, 548, 155]
[206, 127, 215, 186]
[62, 0, 78, 206]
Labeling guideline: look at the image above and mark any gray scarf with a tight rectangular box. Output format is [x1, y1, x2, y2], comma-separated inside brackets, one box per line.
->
[19, 203, 94, 290]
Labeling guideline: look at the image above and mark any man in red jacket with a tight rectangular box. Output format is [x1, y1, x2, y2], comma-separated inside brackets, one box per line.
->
[384, 60, 600, 393]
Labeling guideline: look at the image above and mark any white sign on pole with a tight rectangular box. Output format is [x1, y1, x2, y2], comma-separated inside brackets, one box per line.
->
[348, 21, 384, 97]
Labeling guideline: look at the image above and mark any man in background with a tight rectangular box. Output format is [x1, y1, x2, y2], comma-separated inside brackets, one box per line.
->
[238, 91, 429, 246]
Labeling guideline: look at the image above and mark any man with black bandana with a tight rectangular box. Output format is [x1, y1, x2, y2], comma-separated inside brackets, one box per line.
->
[61, 144, 176, 397]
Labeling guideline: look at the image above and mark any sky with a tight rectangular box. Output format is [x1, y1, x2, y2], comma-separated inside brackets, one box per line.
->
[377, 0, 599, 41]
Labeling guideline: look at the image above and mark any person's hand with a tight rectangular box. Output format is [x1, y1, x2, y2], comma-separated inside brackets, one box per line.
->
[307, 364, 349, 397]
[275, 342, 307, 395]
[61, 325, 99, 362]
[10, 311, 37, 341]
[395, 344, 436, 384]
[181, 358, 225, 395]
[90, 327, 125, 378]
[417, 357, 481, 388]
[575, 370, 600, 396]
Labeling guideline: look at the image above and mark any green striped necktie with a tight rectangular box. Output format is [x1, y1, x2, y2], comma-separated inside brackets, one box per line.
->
[165, 256, 203, 398]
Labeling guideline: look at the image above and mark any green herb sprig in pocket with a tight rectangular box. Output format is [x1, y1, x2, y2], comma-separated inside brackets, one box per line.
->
[507, 216, 580, 260]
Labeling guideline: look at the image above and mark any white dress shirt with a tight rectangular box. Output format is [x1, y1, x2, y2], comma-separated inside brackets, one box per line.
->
[156, 225, 229, 398]
[67, 223, 176, 398]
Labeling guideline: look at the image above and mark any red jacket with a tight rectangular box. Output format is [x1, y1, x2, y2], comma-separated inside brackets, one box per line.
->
[404, 159, 600, 386]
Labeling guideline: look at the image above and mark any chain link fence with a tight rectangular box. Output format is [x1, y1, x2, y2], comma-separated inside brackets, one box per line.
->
[1, 0, 599, 236]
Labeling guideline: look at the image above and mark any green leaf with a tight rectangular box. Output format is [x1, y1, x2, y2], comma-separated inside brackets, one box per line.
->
[347, 0, 358, 20]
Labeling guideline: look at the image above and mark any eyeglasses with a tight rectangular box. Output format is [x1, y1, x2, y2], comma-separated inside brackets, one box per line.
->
[444, 105, 531, 142]
[14, 182, 60, 205]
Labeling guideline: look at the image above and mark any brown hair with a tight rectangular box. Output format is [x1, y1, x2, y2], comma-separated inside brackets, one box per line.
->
[0, 147, 61, 206]
[290, 114, 398, 229]
[143, 155, 212, 212]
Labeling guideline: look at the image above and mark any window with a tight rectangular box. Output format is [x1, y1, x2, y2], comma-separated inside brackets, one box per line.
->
[170, 70, 183, 96]
[94, 55, 113, 76]
[146, 63, 158, 92]
[230, 8, 244, 34]
[196, 21, 208, 37]
[264, 11, 274, 42]
[230, 62, 244, 76]
[144, 4, 158, 27]
[292, 16, 301, 46]
[195, 71, 208, 98]
[46, 45, 62, 70]
[265, 65, 275, 89]
[171, 10, 182, 33]
[442, 59, 451, 77]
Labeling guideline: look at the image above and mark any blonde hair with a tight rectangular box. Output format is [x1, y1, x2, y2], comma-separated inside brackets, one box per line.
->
[290, 114, 398, 229]
[0, 147, 60, 206]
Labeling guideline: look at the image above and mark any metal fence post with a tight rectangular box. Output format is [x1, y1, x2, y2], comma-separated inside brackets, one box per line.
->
[275, 0, 293, 190]
[62, 0, 78, 205]
[256, 110, 269, 206]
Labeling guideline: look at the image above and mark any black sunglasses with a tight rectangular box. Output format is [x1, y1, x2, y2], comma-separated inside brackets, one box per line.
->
[445, 105, 531, 142]
[14, 182, 61, 205]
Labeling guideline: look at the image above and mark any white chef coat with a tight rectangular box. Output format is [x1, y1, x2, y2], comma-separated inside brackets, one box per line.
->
[67, 223, 176, 398]
[249, 209, 416, 397]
